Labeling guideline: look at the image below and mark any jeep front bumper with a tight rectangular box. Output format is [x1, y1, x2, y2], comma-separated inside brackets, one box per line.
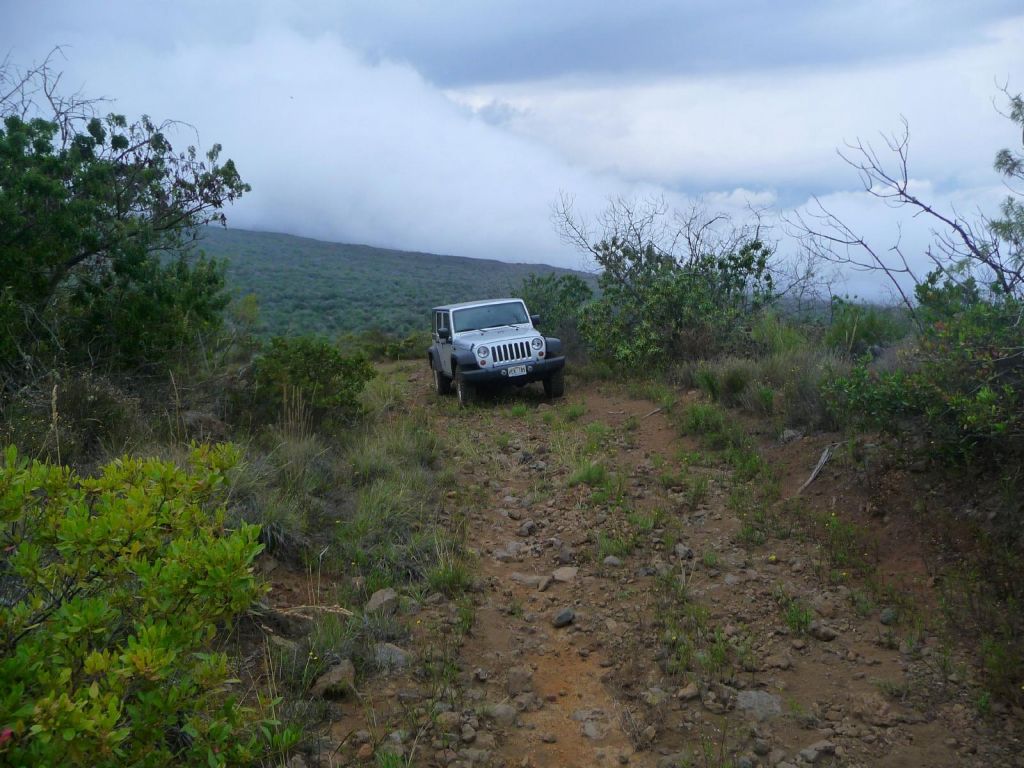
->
[459, 355, 565, 385]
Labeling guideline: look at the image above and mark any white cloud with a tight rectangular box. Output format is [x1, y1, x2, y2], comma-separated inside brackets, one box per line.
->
[450, 16, 1024, 194]
[3, 5, 1022, 299]
[53, 30, 651, 269]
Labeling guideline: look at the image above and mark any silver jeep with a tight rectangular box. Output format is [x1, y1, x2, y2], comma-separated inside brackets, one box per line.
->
[427, 298, 566, 406]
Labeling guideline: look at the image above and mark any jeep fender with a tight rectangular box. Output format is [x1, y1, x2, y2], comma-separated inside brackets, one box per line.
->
[452, 349, 477, 371]
[544, 337, 563, 356]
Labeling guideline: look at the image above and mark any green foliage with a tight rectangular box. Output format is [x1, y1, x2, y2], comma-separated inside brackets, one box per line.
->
[824, 297, 909, 356]
[517, 272, 593, 344]
[251, 336, 375, 424]
[339, 329, 430, 362]
[569, 461, 606, 487]
[66, 253, 230, 369]
[825, 90, 1024, 470]
[0, 58, 248, 379]
[577, 235, 775, 370]
[0, 444, 276, 767]
[199, 227, 595, 338]
[826, 280, 1024, 465]
[751, 311, 807, 355]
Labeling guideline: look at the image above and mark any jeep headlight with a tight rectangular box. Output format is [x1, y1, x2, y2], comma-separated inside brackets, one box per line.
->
[531, 337, 544, 350]
[477, 345, 489, 357]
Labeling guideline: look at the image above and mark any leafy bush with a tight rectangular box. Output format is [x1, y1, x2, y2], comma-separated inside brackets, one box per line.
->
[0, 444, 283, 767]
[64, 253, 230, 369]
[824, 297, 909, 356]
[517, 272, 593, 349]
[577, 236, 775, 369]
[251, 336, 375, 425]
[826, 278, 1024, 465]
[751, 311, 807, 355]
[0, 55, 247, 382]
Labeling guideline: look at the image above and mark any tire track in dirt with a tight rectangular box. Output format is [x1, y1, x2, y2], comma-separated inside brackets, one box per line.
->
[311, 368, 1021, 767]
[431, 377, 1020, 767]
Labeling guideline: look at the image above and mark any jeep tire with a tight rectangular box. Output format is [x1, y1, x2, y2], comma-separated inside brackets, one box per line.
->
[455, 369, 476, 407]
[433, 365, 452, 395]
[543, 369, 565, 398]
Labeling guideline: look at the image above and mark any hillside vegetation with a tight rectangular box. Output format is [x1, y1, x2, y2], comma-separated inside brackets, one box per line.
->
[200, 227, 595, 337]
[3, 52, 1024, 768]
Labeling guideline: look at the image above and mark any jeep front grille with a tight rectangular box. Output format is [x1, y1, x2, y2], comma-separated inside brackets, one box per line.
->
[492, 341, 531, 363]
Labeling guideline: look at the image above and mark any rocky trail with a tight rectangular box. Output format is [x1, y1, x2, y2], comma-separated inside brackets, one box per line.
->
[271, 368, 1024, 767]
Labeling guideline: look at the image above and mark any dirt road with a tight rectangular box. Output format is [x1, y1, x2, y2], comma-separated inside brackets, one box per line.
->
[307, 370, 1023, 767]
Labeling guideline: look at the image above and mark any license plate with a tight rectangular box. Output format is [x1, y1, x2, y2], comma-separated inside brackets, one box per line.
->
[508, 365, 527, 377]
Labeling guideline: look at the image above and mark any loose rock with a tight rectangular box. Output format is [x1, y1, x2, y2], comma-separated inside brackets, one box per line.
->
[809, 621, 837, 642]
[310, 659, 355, 698]
[736, 690, 782, 721]
[552, 608, 576, 628]
[552, 566, 579, 583]
[507, 665, 534, 695]
[365, 587, 398, 615]
[374, 642, 411, 669]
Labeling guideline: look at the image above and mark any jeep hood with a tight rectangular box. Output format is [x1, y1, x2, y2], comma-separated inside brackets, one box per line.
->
[454, 326, 539, 347]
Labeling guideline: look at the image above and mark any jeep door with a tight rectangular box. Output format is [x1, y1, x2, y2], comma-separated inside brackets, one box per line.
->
[434, 310, 453, 376]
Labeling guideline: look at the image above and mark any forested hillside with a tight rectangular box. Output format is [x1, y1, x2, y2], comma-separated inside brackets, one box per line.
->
[199, 227, 594, 336]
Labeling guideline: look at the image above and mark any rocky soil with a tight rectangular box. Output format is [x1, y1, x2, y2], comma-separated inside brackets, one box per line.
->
[267, 370, 1024, 767]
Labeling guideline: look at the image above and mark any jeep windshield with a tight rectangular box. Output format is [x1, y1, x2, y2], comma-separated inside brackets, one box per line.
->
[452, 302, 529, 333]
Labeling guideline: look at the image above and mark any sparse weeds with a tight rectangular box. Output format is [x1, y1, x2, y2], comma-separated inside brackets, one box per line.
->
[850, 589, 875, 617]
[636, 380, 677, 411]
[685, 475, 711, 508]
[628, 508, 664, 532]
[596, 530, 635, 559]
[585, 421, 614, 452]
[773, 587, 812, 634]
[509, 403, 529, 418]
[427, 543, 473, 597]
[564, 402, 586, 422]
[679, 402, 726, 436]
[569, 460, 607, 487]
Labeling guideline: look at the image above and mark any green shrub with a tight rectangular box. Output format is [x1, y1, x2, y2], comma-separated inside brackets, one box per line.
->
[251, 336, 375, 425]
[569, 461, 607, 487]
[517, 272, 593, 352]
[751, 311, 807, 354]
[824, 297, 910, 356]
[694, 365, 721, 401]
[826, 285, 1024, 466]
[679, 403, 726, 436]
[574, 226, 775, 370]
[0, 444, 282, 767]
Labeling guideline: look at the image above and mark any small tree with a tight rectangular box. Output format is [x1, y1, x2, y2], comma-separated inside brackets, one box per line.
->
[806, 89, 1024, 469]
[250, 336, 375, 425]
[0, 51, 249, 381]
[516, 272, 593, 348]
[554, 195, 775, 367]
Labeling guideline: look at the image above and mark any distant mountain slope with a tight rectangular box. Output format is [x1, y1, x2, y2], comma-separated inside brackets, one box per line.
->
[197, 227, 593, 337]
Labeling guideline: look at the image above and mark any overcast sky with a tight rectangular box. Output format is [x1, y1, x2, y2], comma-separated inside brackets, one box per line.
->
[3, 1, 1023, 295]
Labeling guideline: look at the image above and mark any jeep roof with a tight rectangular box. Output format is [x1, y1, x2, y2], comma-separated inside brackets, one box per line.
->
[431, 298, 525, 313]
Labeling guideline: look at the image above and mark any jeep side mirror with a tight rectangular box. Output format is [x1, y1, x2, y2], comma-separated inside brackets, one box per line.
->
[530, 314, 541, 326]
[438, 327, 451, 341]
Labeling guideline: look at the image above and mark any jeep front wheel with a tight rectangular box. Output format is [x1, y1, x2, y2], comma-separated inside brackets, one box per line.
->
[433, 366, 452, 395]
[455, 371, 476, 407]
[543, 369, 565, 398]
